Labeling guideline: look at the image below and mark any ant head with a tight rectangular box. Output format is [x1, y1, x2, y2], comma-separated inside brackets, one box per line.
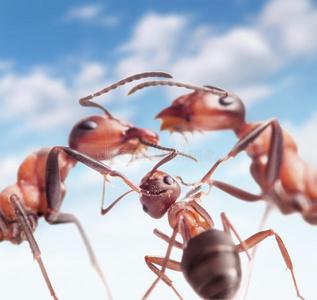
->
[128, 79, 245, 134]
[139, 170, 181, 219]
[68, 114, 159, 160]
[156, 90, 245, 133]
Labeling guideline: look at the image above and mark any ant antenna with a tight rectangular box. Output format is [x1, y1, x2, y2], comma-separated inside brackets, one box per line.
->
[139, 139, 198, 163]
[128, 80, 228, 97]
[79, 72, 173, 116]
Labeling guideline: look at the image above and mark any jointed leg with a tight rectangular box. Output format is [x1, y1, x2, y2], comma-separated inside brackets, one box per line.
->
[184, 118, 283, 199]
[9, 195, 58, 300]
[153, 228, 183, 250]
[236, 229, 304, 300]
[100, 178, 135, 215]
[144, 256, 182, 299]
[45, 146, 140, 221]
[143, 220, 183, 299]
[220, 212, 251, 260]
[239, 202, 274, 300]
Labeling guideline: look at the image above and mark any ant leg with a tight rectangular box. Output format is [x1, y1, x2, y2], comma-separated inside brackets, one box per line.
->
[184, 178, 263, 207]
[236, 229, 304, 300]
[45, 146, 139, 220]
[143, 220, 183, 299]
[101, 187, 135, 215]
[0, 208, 10, 237]
[183, 118, 283, 201]
[153, 228, 183, 249]
[239, 202, 274, 300]
[220, 212, 251, 260]
[9, 195, 58, 300]
[47, 212, 113, 300]
[144, 256, 183, 300]
[211, 180, 263, 202]
[202, 118, 283, 187]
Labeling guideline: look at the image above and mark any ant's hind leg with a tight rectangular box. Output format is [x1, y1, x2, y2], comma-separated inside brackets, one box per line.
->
[9, 194, 58, 300]
[236, 229, 305, 300]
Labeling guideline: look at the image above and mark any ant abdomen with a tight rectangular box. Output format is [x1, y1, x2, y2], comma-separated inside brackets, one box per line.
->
[181, 230, 242, 299]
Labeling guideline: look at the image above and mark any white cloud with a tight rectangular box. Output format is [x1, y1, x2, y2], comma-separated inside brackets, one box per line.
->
[260, 0, 317, 58]
[121, 13, 186, 53]
[0, 156, 21, 189]
[0, 60, 14, 71]
[115, 0, 317, 106]
[63, 5, 119, 27]
[2, 0, 317, 135]
[0, 70, 71, 117]
[117, 13, 187, 76]
[235, 84, 273, 107]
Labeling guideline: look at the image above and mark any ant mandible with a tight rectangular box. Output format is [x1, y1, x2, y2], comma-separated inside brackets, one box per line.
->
[100, 145, 303, 299]
[128, 79, 317, 225]
[0, 72, 176, 299]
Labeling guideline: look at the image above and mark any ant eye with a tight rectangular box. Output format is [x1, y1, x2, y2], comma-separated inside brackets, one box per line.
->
[219, 96, 235, 106]
[78, 120, 98, 130]
[142, 205, 148, 213]
[163, 176, 173, 185]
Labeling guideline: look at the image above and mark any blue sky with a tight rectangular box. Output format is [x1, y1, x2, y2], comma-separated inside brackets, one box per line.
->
[1, 0, 317, 299]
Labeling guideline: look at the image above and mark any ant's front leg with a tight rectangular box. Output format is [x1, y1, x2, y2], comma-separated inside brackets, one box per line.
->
[45, 146, 137, 299]
[184, 118, 283, 199]
[204, 118, 283, 187]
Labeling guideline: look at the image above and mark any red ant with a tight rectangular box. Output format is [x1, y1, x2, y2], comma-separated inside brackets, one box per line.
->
[128, 79, 317, 226]
[0, 72, 181, 299]
[142, 199, 304, 299]
[102, 149, 304, 299]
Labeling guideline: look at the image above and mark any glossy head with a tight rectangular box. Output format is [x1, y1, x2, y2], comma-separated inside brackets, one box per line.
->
[139, 170, 181, 219]
[68, 114, 159, 160]
[156, 91, 246, 134]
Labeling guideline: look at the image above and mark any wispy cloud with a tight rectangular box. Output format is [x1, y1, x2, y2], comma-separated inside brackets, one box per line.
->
[0, 60, 14, 71]
[1, 0, 317, 134]
[62, 4, 119, 27]
[117, 0, 317, 104]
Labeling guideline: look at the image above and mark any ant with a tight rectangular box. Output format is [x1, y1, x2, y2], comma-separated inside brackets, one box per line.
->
[142, 198, 304, 299]
[128, 79, 317, 226]
[100, 146, 304, 299]
[0, 72, 182, 299]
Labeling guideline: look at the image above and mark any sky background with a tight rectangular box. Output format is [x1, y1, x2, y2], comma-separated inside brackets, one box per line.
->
[1, 0, 317, 299]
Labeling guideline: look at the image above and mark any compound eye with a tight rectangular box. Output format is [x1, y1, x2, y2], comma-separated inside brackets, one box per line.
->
[219, 96, 236, 106]
[163, 176, 173, 185]
[78, 120, 98, 130]
[142, 205, 148, 213]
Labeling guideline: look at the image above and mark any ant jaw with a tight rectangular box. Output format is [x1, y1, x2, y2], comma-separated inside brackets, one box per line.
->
[125, 128, 159, 145]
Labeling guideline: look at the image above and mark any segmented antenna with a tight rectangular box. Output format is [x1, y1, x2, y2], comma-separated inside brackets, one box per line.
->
[139, 139, 198, 163]
[128, 80, 228, 97]
[79, 72, 173, 116]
